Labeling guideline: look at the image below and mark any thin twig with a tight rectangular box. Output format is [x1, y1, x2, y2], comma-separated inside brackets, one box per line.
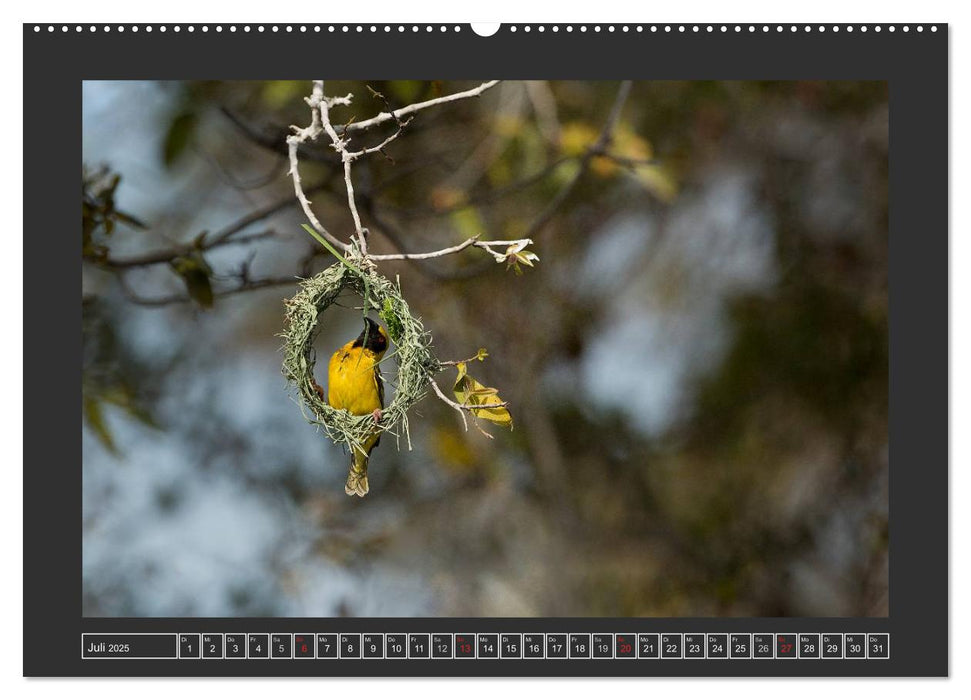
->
[220, 106, 338, 164]
[366, 236, 480, 261]
[429, 377, 468, 430]
[343, 160, 368, 254]
[206, 177, 333, 247]
[98, 179, 336, 269]
[342, 80, 500, 134]
[386, 155, 574, 220]
[317, 88, 412, 256]
[361, 204, 496, 281]
[117, 273, 303, 307]
[195, 143, 287, 191]
[523, 80, 633, 241]
[365, 235, 533, 263]
[101, 229, 275, 268]
[598, 152, 660, 169]
[524, 80, 562, 145]
[317, 90, 368, 253]
[438, 351, 487, 366]
[598, 80, 633, 149]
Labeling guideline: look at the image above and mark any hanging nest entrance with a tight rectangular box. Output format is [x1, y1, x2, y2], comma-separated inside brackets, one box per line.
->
[281, 261, 439, 454]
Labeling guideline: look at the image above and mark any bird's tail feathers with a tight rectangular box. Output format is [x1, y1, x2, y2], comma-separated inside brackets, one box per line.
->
[344, 449, 370, 497]
[345, 469, 369, 497]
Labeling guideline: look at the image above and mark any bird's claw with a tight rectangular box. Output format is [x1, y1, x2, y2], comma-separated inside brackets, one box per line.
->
[371, 408, 383, 424]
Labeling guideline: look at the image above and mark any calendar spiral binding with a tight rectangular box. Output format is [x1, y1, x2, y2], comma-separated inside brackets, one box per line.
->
[30, 23, 943, 35]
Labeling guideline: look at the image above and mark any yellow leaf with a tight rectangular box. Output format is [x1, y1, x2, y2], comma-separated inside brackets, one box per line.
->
[631, 163, 678, 203]
[453, 362, 513, 428]
[559, 121, 600, 157]
[613, 123, 654, 161]
[506, 249, 539, 274]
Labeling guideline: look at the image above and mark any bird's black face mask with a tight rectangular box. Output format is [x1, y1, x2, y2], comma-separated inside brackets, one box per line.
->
[354, 317, 388, 354]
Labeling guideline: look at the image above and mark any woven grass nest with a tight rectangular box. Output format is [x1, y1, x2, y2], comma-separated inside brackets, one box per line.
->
[281, 260, 439, 454]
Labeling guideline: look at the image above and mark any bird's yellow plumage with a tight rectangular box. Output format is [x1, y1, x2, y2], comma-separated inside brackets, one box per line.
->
[326, 318, 388, 497]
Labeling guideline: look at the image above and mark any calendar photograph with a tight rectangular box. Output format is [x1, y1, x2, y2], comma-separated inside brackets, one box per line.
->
[82, 79, 889, 618]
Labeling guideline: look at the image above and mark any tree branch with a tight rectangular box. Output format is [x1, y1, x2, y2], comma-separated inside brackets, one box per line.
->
[367, 235, 480, 261]
[342, 80, 500, 134]
[100, 229, 274, 268]
[98, 180, 335, 269]
[286, 81, 350, 253]
[219, 106, 338, 164]
[317, 90, 372, 254]
[117, 272, 304, 307]
[105, 80, 514, 306]
[292, 80, 509, 264]
[366, 235, 534, 263]
[107, 80, 625, 302]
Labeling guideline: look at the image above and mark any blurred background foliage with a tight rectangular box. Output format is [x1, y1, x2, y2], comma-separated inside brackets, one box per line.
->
[82, 80, 888, 617]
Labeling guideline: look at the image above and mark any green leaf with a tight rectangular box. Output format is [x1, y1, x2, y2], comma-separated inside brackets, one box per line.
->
[101, 383, 160, 430]
[379, 298, 405, 344]
[162, 112, 198, 168]
[170, 252, 213, 308]
[83, 396, 117, 453]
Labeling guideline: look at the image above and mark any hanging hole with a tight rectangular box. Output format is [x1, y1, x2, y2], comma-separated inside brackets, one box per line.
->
[471, 23, 500, 37]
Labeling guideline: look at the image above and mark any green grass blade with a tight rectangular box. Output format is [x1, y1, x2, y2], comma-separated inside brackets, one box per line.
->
[300, 224, 362, 275]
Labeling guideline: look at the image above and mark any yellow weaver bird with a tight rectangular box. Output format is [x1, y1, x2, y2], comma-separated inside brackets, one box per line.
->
[326, 317, 389, 497]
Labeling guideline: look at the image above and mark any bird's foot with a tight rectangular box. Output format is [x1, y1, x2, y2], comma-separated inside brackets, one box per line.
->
[371, 408, 383, 424]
